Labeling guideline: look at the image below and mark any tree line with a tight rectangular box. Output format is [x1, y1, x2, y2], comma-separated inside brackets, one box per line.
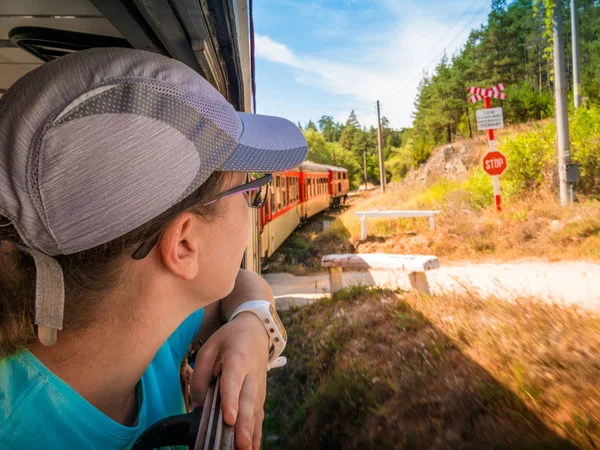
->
[301, 0, 600, 189]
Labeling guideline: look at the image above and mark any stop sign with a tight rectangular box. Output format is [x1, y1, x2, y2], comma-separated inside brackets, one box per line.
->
[482, 151, 508, 176]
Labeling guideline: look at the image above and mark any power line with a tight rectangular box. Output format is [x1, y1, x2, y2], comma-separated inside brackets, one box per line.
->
[386, 2, 489, 100]
[423, 0, 483, 60]
[385, 1, 490, 101]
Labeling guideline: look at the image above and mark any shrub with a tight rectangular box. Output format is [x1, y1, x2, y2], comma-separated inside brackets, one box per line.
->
[499, 124, 556, 199]
[408, 178, 462, 208]
[411, 136, 434, 168]
[387, 145, 413, 181]
[570, 105, 600, 195]
[464, 167, 494, 209]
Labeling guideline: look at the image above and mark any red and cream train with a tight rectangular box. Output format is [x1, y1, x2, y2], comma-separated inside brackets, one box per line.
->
[259, 161, 349, 267]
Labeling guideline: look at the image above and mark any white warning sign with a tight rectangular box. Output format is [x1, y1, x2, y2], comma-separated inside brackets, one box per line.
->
[476, 107, 504, 130]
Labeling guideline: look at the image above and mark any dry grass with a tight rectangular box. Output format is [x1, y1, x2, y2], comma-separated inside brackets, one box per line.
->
[268, 187, 600, 274]
[264, 286, 600, 449]
[349, 187, 600, 262]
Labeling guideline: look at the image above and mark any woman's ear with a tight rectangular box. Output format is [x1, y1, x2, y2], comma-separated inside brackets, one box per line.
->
[159, 213, 201, 281]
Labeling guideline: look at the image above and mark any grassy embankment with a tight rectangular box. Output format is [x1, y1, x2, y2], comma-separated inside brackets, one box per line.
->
[269, 116, 600, 274]
[264, 287, 600, 449]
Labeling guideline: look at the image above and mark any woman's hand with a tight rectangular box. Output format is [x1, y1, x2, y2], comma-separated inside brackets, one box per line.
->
[191, 270, 274, 450]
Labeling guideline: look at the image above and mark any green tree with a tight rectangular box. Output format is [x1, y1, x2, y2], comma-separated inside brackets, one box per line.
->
[317, 115, 340, 142]
[305, 120, 318, 132]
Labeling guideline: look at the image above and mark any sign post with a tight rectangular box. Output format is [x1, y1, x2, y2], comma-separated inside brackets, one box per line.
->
[468, 84, 508, 211]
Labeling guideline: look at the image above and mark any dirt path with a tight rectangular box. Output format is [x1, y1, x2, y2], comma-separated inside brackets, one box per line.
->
[265, 260, 600, 311]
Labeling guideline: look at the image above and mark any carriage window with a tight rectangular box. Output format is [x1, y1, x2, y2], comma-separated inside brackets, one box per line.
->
[293, 179, 298, 201]
[271, 192, 275, 214]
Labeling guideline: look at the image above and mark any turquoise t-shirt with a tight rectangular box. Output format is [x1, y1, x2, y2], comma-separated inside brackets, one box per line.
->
[0, 308, 204, 449]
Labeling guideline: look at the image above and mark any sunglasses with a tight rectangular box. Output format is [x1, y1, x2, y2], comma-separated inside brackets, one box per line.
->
[132, 174, 272, 260]
[204, 174, 272, 208]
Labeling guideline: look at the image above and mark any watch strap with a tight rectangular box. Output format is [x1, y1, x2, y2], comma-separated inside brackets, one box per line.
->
[229, 300, 272, 319]
[229, 300, 287, 371]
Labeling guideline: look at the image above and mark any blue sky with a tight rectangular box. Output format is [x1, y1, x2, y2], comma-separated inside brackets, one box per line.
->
[253, 0, 492, 130]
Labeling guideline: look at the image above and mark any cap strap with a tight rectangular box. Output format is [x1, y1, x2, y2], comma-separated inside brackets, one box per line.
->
[17, 246, 65, 346]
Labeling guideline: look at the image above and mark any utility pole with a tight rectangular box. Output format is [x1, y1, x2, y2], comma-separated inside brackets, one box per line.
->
[571, 0, 582, 108]
[553, 0, 571, 206]
[376, 100, 386, 193]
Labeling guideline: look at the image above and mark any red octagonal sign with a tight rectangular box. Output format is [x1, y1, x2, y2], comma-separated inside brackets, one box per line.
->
[482, 151, 508, 176]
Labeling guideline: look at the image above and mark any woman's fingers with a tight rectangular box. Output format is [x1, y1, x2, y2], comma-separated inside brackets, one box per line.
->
[252, 408, 264, 450]
[219, 362, 247, 426]
[235, 375, 259, 449]
[189, 344, 218, 406]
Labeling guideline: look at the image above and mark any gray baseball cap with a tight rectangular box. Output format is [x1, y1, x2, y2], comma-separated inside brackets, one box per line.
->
[0, 47, 307, 345]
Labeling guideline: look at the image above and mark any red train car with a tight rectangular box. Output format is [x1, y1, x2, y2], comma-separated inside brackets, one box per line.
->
[260, 161, 349, 267]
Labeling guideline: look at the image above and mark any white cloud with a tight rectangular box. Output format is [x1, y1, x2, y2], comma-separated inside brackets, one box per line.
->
[254, 1, 490, 128]
[254, 35, 301, 67]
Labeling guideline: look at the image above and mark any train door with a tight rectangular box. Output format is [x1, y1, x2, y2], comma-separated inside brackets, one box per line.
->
[299, 170, 307, 220]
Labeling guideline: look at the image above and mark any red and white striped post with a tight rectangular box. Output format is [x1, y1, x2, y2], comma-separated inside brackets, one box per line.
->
[484, 97, 501, 211]
[468, 84, 508, 212]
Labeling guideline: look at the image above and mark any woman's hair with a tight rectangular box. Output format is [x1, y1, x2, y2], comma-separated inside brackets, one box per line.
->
[0, 171, 231, 358]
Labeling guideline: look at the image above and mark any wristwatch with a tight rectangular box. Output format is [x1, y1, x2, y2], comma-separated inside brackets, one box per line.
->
[229, 300, 287, 370]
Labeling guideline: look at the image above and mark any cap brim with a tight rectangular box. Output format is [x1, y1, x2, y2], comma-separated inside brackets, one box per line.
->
[219, 112, 308, 172]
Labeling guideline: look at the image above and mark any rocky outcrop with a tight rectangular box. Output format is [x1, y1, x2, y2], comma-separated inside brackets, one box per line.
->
[405, 142, 483, 184]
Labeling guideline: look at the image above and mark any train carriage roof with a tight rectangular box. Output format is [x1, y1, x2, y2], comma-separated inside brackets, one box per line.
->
[300, 161, 348, 174]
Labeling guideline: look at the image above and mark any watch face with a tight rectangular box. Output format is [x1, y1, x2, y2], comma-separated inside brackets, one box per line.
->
[269, 304, 287, 342]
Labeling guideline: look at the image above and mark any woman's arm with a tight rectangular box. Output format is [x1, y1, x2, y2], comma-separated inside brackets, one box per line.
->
[195, 269, 275, 343]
